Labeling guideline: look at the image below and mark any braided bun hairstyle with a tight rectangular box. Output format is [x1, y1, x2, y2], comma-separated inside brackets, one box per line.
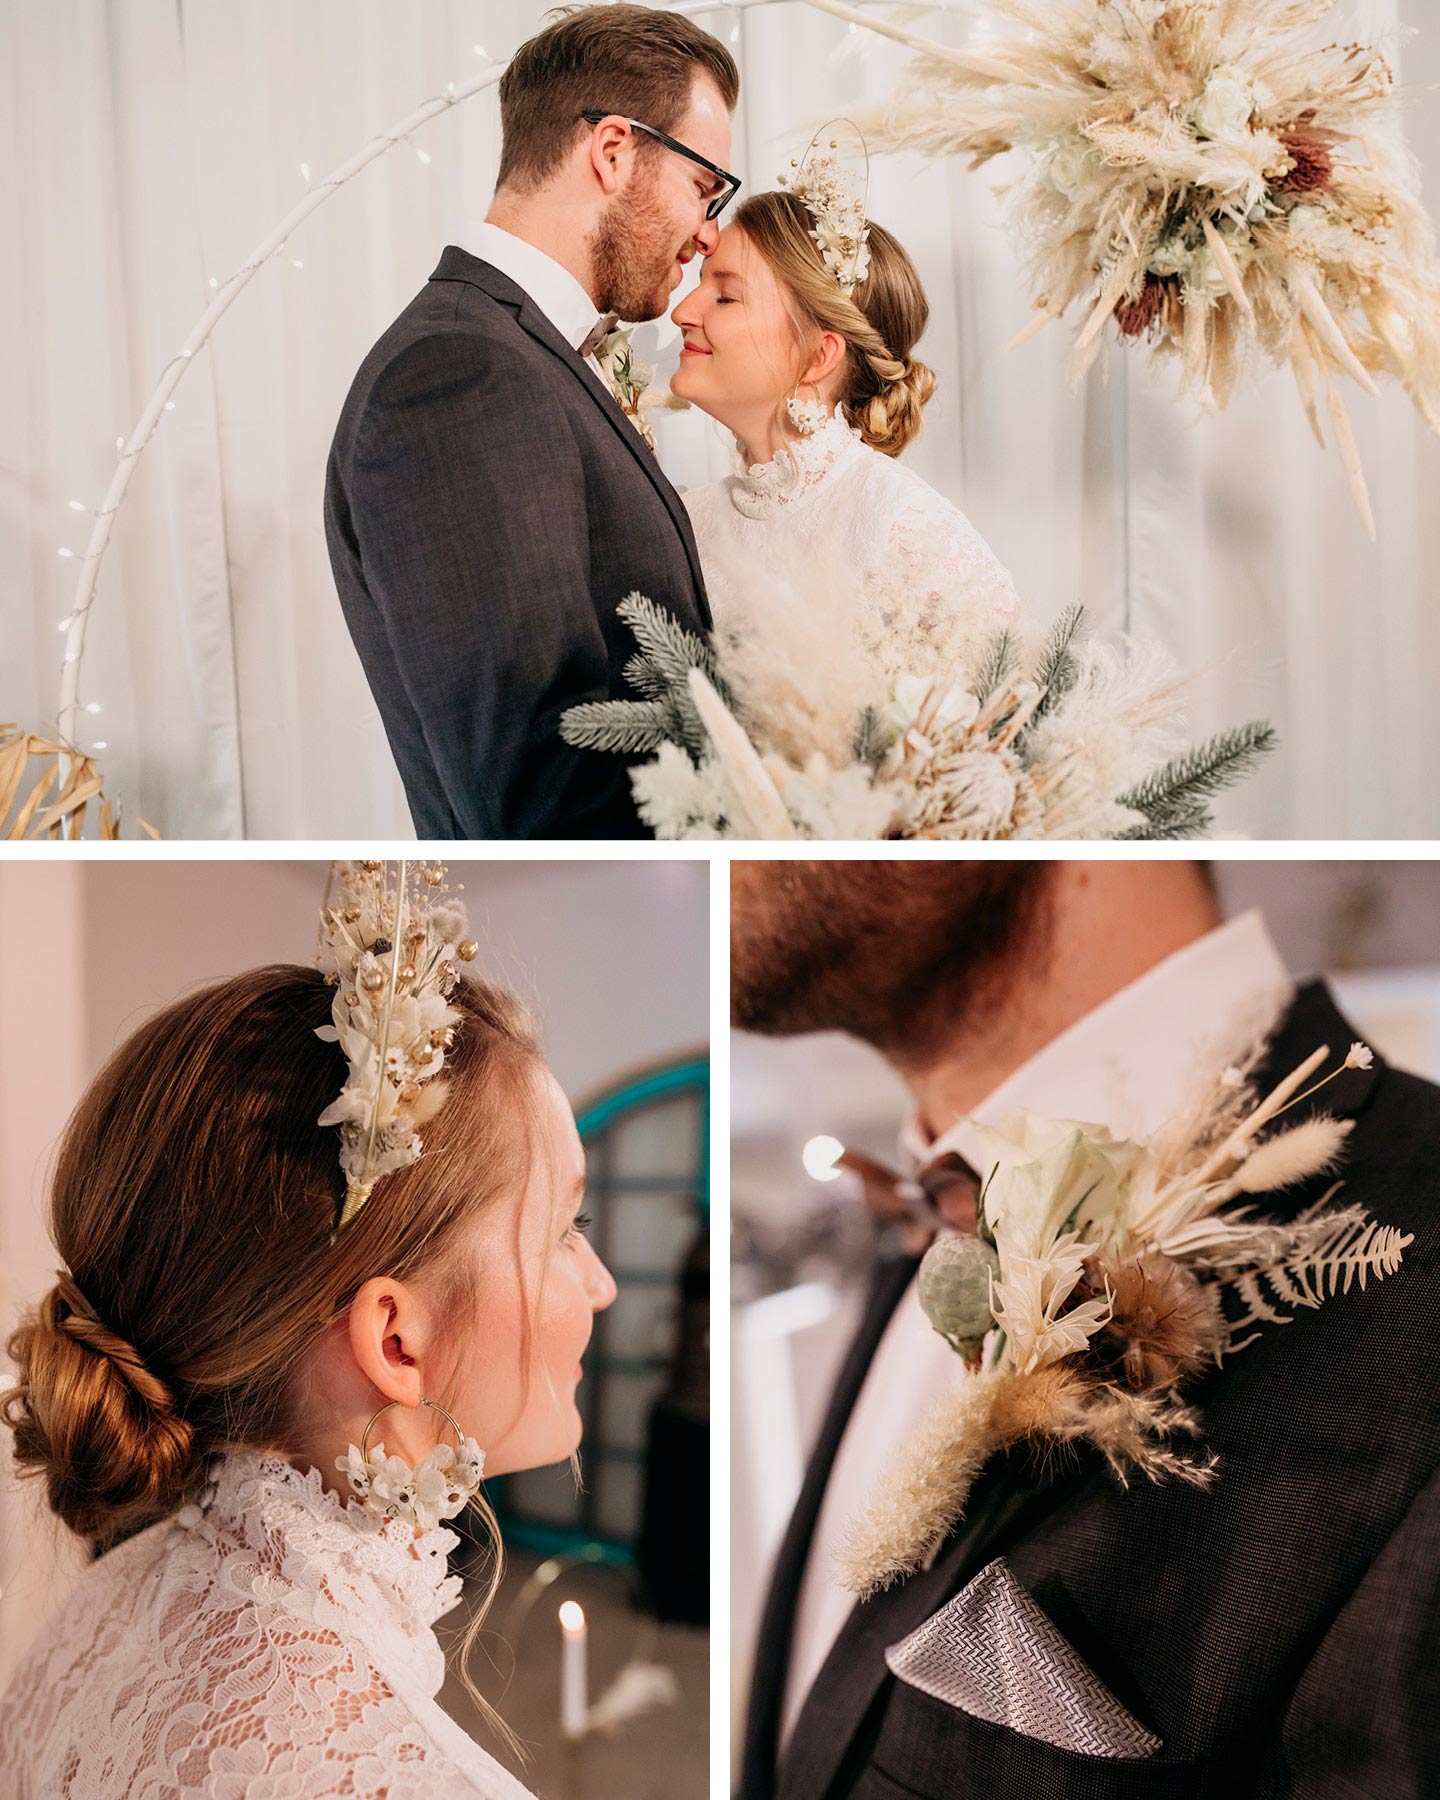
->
[1, 964, 542, 1554]
[5, 1271, 196, 1545]
[733, 190, 937, 458]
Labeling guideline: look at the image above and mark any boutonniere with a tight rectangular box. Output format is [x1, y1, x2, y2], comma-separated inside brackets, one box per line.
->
[839, 1039, 1412, 1599]
[594, 325, 658, 454]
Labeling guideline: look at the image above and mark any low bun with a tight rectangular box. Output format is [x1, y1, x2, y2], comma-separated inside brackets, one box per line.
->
[852, 355, 937, 459]
[1, 1272, 200, 1547]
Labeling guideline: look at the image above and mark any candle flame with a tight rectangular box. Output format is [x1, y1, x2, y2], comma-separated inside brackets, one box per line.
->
[559, 1600, 586, 1633]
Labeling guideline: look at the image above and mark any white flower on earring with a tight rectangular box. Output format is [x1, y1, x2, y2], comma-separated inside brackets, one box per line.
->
[336, 1434, 486, 1531]
[786, 390, 832, 435]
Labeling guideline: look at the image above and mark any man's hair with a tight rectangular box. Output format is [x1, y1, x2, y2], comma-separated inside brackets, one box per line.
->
[496, 4, 739, 194]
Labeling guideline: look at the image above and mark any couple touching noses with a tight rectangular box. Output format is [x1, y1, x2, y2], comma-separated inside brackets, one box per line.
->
[325, 3, 1017, 842]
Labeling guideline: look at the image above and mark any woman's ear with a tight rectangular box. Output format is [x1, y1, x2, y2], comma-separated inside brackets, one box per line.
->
[346, 1276, 427, 1408]
[801, 329, 848, 390]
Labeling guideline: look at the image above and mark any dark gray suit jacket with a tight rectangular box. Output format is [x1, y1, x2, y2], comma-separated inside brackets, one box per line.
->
[741, 983, 1440, 1799]
[324, 245, 711, 839]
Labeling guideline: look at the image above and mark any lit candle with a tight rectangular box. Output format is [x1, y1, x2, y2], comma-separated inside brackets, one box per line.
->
[559, 1600, 588, 1739]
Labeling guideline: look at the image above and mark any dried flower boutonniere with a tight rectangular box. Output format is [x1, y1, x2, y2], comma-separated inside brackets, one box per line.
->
[839, 1039, 1412, 1599]
[594, 324, 659, 454]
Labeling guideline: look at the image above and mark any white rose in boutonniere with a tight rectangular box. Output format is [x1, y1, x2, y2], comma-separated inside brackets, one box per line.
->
[970, 1112, 1147, 1254]
[594, 324, 658, 454]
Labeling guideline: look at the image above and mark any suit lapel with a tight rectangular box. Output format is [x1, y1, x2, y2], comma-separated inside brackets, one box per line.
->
[428, 246, 711, 627]
[765, 980, 1381, 1800]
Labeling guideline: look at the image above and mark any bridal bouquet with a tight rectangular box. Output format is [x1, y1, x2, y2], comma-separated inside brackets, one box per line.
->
[559, 588, 1273, 841]
[852, 0, 1440, 537]
[838, 1037, 1413, 1598]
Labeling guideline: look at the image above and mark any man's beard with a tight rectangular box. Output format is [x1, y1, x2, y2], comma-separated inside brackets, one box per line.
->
[590, 171, 683, 322]
[730, 861, 1053, 1058]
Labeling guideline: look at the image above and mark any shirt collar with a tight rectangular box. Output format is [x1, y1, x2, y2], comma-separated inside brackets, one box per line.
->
[901, 910, 1294, 1173]
[457, 221, 602, 353]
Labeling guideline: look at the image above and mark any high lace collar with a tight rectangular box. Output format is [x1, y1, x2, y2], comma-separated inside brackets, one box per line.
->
[196, 1448, 466, 1639]
[727, 407, 866, 520]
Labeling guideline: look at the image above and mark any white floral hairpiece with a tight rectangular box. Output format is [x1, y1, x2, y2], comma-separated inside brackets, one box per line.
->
[778, 122, 872, 298]
[313, 859, 478, 1232]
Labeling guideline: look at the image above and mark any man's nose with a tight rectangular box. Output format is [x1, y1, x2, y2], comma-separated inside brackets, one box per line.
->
[693, 212, 721, 258]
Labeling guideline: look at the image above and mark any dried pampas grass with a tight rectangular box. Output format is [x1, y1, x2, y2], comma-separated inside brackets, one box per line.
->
[849, 0, 1440, 539]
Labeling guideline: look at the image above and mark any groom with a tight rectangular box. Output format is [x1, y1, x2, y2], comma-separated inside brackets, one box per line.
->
[733, 861, 1439, 1799]
[324, 7, 738, 838]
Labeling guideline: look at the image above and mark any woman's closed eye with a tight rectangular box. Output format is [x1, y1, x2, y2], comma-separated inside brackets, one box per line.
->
[563, 1211, 593, 1245]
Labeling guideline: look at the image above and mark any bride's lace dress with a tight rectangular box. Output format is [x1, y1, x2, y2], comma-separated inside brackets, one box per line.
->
[0, 1451, 536, 1799]
[682, 410, 1020, 688]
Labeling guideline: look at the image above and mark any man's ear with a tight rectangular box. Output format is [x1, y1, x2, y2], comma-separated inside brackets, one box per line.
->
[801, 329, 848, 390]
[346, 1276, 426, 1407]
[587, 115, 634, 199]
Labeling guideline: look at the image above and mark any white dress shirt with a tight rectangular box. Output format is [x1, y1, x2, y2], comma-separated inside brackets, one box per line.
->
[779, 909, 1294, 1744]
[455, 221, 613, 391]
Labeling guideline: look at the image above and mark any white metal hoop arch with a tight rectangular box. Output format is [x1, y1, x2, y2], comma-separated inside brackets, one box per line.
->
[54, 0, 970, 797]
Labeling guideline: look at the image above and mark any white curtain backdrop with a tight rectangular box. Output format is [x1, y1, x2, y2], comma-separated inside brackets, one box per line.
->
[3, 0, 1437, 838]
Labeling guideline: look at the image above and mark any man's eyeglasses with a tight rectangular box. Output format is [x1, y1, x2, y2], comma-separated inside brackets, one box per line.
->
[580, 111, 741, 221]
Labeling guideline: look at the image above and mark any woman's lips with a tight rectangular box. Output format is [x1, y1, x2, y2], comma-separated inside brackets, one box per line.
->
[680, 344, 711, 357]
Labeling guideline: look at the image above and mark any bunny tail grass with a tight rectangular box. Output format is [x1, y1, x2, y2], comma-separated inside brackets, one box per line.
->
[836, 1370, 1006, 1598]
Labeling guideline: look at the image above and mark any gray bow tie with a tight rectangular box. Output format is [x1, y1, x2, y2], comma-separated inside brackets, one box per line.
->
[578, 311, 621, 358]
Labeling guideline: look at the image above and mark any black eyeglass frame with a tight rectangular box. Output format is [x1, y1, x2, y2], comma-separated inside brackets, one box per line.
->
[579, 110, 742, 220]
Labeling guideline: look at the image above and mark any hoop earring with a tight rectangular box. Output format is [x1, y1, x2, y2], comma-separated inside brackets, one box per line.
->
[336, 1395, 485, 1530]
[785, 382, 831, 435]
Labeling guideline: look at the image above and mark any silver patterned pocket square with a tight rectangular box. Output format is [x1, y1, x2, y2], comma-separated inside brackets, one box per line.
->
[884, 1557, 1163, 1760]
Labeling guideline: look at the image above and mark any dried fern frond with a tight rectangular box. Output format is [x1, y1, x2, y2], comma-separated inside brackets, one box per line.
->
[0, 725, 156, 841]
[1220, 1207, 1413, 1349]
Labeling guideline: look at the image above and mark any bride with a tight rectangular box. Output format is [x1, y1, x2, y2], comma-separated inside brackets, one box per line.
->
[0, 864, 616, 1797]
[566, 146, 1272, 840]
[666, 163, 1020, 693]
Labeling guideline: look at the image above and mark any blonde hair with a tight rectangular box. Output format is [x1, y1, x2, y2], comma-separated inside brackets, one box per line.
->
[734, 189, 938, 457]
[1, 963, 546, 1744]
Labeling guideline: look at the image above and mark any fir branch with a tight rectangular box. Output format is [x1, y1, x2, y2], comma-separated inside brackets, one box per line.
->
[852, 704, 899, 772]
[623, 652, 669, 701]
[559, 700, 671, 754]
[1026, 604, 1088, 725]
[970, 627, 1020, 703]
[1116, 803, 1215, 841]
[1119, 722, 1277, 822]
[618, 592, 720, 690]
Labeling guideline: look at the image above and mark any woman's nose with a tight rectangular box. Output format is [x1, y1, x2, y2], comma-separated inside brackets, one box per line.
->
[670, 292, 698, 331]
[586, 1244, 619, 1311]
